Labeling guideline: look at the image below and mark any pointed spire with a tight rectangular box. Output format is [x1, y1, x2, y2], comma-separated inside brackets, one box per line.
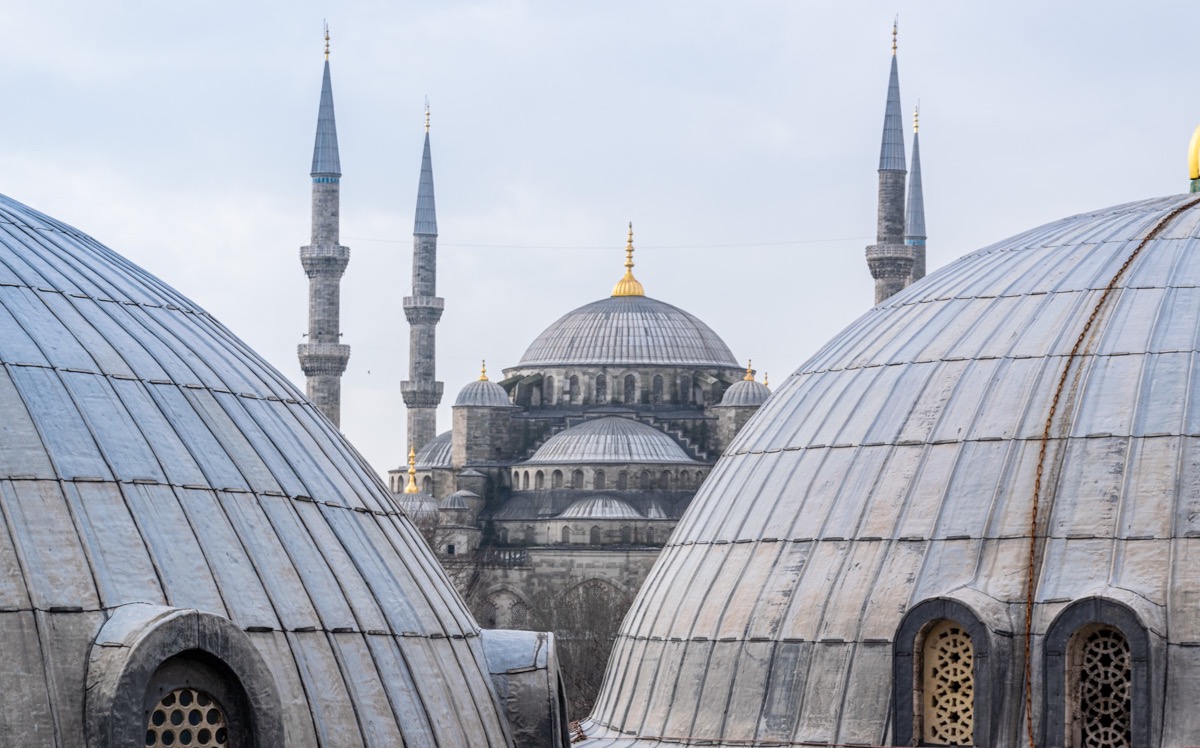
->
[611, 222, 646, 297]
[906, 105, 926, 245]
[414, 108, 438, 236]
[311, 28, 341, 178]
[404, 446, 420, 493]
[1189, 125, 1200, 193]
[878, 21, 906, 173]
[479, 360, 489, 381]
[744, 360, 754, 382]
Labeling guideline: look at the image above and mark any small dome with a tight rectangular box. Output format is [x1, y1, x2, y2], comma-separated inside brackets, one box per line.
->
[716, 378, 771, 407]
[440, 492, 472, 511]
[559, 495, 643, 520]
[524, 417, 696, 464]
[396, 491, 440, 521]
[515, 295, 739, 368]
[454, 378, 513, 407]
[414, 430, 452, 469]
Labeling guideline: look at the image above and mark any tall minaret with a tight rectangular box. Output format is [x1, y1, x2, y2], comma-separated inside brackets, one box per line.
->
[905, 105, 926, 283]
[400, 107, 444, 455]
[298, 26, 351, 426]
[865, 21, 913, 305]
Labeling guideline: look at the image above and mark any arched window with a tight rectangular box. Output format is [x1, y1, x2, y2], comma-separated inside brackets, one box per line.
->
[679, 375, 692, 404]
[660, 470, 672, 490]
[679, 470, 689, 488]
[512, 469, 520, 484]
[919, 620, 975, 745]
[422, 475, 432, 493]
[710, 382, 722, 405]
[561, 526, 571, 544]
[624, 374, 637, 403]
[620, 526, 632, 544]
[535, 471, 545, 490]
[572, 469, 584, 489]
[544, 375, 555, 405]
[639, 470, 650, 490]
[595, 374, 607, 403]
[594, 470, 606, 490]
[498, 527, 509, 544]
[524, 525, 535, 543]
[646, 526, 655, 544]
[552, 470, 563, 488]
[569, 375, 580, 404]
[618, 471, 628, 490]
[652, 375, 664, 404]
[590, 526, 601, 544]
[522, 471, 529, 490]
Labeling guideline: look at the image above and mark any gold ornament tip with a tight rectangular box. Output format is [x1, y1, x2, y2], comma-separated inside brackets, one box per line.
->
[1188, 124, 1200, 181]
[404, 446, 420, 493]
[744, 360, 754, 381]
[612, 222, 645, 297]
[479, 360, 489, 381]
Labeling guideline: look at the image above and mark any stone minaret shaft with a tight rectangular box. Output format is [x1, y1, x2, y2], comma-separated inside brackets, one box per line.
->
[297, 54, 351, 426]
[905, 108, 927, 284]
[400, 122, 444, 454]
[865, 27, 913, 306]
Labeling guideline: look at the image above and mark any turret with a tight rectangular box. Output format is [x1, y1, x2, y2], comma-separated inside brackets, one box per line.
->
[297, 27, 351, 426]
[905, 105, 927, 283]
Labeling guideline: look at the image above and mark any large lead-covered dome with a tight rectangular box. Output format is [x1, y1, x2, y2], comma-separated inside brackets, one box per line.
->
[583, 195, 1200, 747]
[0, 194, 511, 745]
[516, 295, 738, 368]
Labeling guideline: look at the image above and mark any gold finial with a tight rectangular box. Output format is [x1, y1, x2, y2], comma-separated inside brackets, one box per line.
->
[611, 222, 646, 297]
[913, 102, 920, 133]
[744, 360, 755, 381]
[479, 360, 489, 381]
[892, 17, 898, 55]
[1189, 125, 1200, 190]
[763, 373, 769, 387]
[425, 96, 431, 133]
[324, 21, 330, 60]
[404, 446, 420, 493]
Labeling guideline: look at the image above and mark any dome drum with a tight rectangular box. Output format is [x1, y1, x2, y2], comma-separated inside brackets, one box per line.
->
[503, 365, 742, 409]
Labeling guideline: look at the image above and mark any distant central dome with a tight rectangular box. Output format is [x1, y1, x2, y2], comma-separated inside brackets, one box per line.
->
[516, 295, 738, 368]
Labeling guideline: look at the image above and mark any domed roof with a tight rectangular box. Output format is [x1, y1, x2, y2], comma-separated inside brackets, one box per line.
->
[716, 377, 771, 407]
[397, 491, 440, 521]
[559, 495, 643, 520]
[0, 193, 508, 743]
[441, 489, 480, 511]
[414, 430, 452, 469]
[584, 194, 1200, 746]
[454, 378, 513, 407]
[515, 295, 739, 368]
[523, 416, 696, 465]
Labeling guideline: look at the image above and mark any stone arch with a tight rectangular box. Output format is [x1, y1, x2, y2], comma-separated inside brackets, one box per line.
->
[569, 375, 580, 404]
[639, 470, 651, 490]
[679, 375, 692, 405]
[594, 470, 606, 490]
[544, 375, 555, 405]
[660, 470, 672, 490]
[522, 471, 529, 490]
[422, 475, 432, 493]
[483, 588, 531, 629]
[498, 527, 509, 544]
[623, 373, 637, 404]
[561, 525, 571, 544]
[618, 471, 628, 490]
[595, 374, 607, 403]
[552, 469, 563, 489]
[589, 526, 601, 544]
[651, 375, 664, 404]
[571, 469, 584, 489]
[535, 471, 545, 490]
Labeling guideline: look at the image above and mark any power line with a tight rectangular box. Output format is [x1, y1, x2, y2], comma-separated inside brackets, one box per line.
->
[344, 236, 872, 250]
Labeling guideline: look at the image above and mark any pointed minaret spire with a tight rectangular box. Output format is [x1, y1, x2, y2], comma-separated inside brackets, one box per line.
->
[905, 104, 927, 283]
[401, 107, 445, 456]
[865, 19, 914, 306]
[298, 26, 350, 426]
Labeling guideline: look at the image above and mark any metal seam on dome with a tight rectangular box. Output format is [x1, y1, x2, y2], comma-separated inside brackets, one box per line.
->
[1022, 194, 1200, 748]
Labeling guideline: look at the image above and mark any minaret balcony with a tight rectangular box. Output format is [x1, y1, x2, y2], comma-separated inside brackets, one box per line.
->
[298, 342, 350, 376]
[300, 245, 350, 274]
[865, 243, 915, 280]
[401, 379, 445, 408]
[403, 296, 445, 325]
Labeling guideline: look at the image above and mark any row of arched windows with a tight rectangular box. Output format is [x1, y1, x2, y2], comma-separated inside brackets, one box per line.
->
[512, 467, 704, 491]
[537, 372, 724, 406]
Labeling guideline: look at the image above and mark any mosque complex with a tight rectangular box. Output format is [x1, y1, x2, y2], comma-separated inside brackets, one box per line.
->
[0, 18, 1196, 748]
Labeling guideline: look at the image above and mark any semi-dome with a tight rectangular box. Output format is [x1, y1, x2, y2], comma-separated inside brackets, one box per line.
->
[0, 193, 510, 744]
[585, 194, 1200, 746]
[715, 377, 771, 407]
[415, 429, 452, 469]
[559, 495, 644, 520]
[515, 295, 739, 368]
[523, 417, 696, 465]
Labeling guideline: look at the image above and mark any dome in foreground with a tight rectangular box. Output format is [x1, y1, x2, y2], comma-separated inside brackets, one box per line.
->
[524, 417, 696, 465]
[0, 193, 510, 744]
[584, 195, 1200, 747]
[515, 295, 739, 368]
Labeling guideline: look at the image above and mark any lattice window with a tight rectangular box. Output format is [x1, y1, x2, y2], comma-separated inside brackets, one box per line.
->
[921, 619, 975, 745]
[1070, 625, 1131, 748]
[146, 688, 228, 747]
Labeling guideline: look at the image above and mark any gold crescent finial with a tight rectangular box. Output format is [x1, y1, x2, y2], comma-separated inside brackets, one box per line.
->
[404, 446, 420, 493]
[914, 102, 920, 133]
[763, 372, 769, 387]
[611, 221, 645, 297]
[744, 360, 754, 381]
[324, 21, 330, 60]
[892, 17, 898, 55]
[1189, 125, 1200, 186]
[425, 96, 431, 133]
[479, 360, 489, 381]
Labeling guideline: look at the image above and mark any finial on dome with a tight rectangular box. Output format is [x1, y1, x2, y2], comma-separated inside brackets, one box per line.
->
[425, 97, 431, 133]
[763, 373, 769, 387]
[1189, 125, 1200, 192]
[404, 446, 420, 493]
[914, 102, 920, 133]
[744, 360, 755, 381]
[892, 17, 898, 55]
[479, 360, 488, 381]
[324, 21, 330, 60]
[611, 222, 646, 297]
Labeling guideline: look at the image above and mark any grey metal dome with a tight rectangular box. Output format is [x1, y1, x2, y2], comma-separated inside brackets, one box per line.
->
[523, 417, 696, 465]
[559, 495, 644, 520]
[0, 193, 510, 745]
[415, 429, 453, 469]
[455, 378, 513, 407]
[441, 490, 479, 511]
[516, 295, 738, 368]
[397, 491, 440, 521]
[715, 377, 771, 407]
[584, 195, 1200, 747]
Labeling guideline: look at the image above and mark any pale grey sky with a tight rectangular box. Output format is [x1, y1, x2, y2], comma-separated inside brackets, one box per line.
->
[3, 1, 1197, 476]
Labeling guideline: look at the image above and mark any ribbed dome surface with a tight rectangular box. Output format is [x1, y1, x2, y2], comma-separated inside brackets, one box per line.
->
[559, 496, 644, 520]
[524, 417, 695, 465]
[454, 378, 513, 407]
[715, 378, 771, 407]
[0, 194, 509, 745]
[516, 295, 738, 368]
[583, 195, 1200, 747]
[415, 430, 452, 469]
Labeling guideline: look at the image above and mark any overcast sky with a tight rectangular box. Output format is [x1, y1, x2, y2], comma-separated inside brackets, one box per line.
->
[4, 1, 1198, 477]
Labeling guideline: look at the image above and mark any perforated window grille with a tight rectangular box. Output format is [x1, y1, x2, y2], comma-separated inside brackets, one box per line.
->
[145, 688, 228, 747]
[1072, 625, 1132, 748]
[921, 619, 975, 745]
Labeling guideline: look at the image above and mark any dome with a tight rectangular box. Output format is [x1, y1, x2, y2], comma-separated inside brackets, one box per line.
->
[524, 417, 695, 465]
[415, 430, 452, 469]
[515, 295, 739, 368]
[558, 495, 644, 520]
[397, 491, 440, 521]
[584, 195, 1200, 746]
[441, 490, 479, 511]
[454, 378, 513, 407]
[715, 378, 771, 407]
[0, 193, 509, 744]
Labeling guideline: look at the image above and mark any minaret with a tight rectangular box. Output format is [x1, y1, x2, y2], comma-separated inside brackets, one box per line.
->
[865, 21, 914, 305]
[298, 27, 351, 426]
[400, 106, 444, 455]
[905, 104, 926, 283]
